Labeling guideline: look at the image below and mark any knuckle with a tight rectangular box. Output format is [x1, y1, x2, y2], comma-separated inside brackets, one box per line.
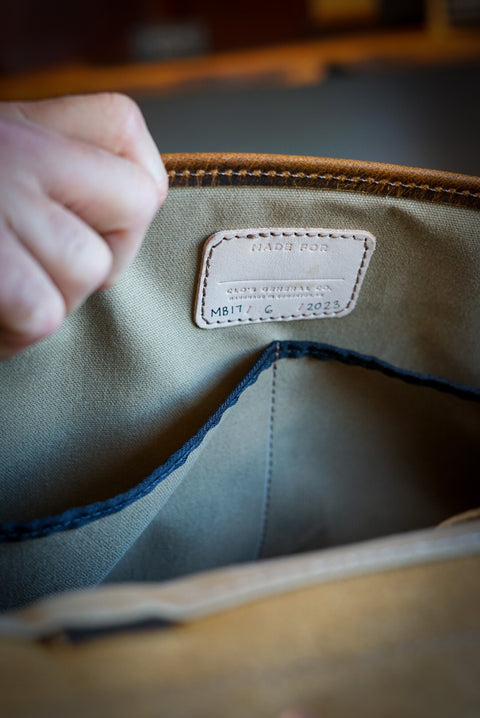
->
[135, 173, 161, 227]
[67, 233, 112, 294]
[103, 91, 139, 116]
[13, 286, 65, 345]
[119, 95, 145, 135]
[103, 92, 146, 149]
[139, 171, 162, 218]
[0, 221, 65, 349]
[96, 92, 168, 208]
[45, 205, 113, 294]
[87, 240, 113, 286]
[127, 170, 161, 229]
[69, 242, 112, 297]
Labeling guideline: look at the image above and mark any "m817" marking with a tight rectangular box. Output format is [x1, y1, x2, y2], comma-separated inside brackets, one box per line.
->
[211, 305, 243, 318]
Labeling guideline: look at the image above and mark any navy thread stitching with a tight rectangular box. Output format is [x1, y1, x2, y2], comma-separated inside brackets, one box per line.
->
[1, 340, 479, 542]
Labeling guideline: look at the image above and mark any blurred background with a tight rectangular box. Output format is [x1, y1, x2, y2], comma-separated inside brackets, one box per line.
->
[1, 0, 480, 173]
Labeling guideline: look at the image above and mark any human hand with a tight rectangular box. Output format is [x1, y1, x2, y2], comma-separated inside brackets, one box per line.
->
[0, 93, 168, 358]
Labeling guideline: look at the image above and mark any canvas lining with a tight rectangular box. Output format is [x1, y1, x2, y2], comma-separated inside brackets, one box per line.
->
[1, 185, 479, 525]
[0, 155, 479, 611]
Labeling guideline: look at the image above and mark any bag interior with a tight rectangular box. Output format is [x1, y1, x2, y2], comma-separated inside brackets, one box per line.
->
[1, 165, 479, 609]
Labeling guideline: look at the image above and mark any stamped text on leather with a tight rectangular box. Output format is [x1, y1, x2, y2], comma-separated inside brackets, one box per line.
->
[195, 228, 376, 328]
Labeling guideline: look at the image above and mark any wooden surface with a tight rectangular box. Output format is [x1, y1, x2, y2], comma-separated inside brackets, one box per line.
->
[1, 28, 480, 101]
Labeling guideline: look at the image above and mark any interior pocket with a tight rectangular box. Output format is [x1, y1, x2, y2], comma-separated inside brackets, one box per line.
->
[1, 340, 479, 610]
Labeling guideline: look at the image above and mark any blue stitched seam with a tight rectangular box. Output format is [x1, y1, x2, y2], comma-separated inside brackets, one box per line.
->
[1, 340, 479, 543]
[256, 341, 279, 559]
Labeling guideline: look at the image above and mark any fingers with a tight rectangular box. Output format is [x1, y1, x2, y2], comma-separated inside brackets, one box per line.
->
[42, 138, 160, 285]
[47, 141, 160, 285]
[0, 94, 169, 358]
[6, 188, 113, 314]
[0, 114, 161, 287]
[0, 93, 168, 202]
[0, 223, 65, 359]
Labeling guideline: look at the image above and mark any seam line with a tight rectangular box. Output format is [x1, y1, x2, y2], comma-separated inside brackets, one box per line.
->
[256, 341, 280, 559]
[168, 169, 480, 200]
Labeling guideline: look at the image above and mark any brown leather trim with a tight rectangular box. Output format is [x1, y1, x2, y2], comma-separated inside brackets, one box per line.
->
[163, 153, 480, 209]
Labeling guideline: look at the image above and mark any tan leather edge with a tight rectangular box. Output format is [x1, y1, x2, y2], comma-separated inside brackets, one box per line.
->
[2, 520, 479, 641]
[163, 153, 480, 209]
[439, 507, 480, 527]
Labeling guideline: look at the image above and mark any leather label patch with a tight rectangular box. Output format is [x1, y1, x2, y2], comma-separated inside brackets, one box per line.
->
[195, 228, 376, 329]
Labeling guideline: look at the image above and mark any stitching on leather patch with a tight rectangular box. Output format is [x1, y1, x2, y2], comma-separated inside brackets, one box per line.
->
[195, 228, 376, 328]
